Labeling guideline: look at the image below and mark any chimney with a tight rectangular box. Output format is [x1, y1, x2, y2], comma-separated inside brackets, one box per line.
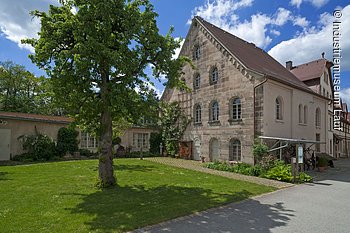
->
[286, 61, 293, 70]
[321, 52, 325, 58]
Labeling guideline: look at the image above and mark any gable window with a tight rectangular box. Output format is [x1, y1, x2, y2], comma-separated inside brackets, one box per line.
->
[193, 45, 201, 60]
[210, 66, 218, 84]
[304, 105, 308, 124]
[324, 71, 328, 84]
[229, 139, 241, 161]
[194, 104, 202, 124]
[194, 74, 201, 89]
[232, 98, 242, 120]
[276, 97, 283, 120]
[315, 108, 321, 127]
[298, 104, 303, 123]
[210, 101, 219, 122]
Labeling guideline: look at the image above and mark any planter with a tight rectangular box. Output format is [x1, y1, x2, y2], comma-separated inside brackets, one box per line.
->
[201, 156, 205, 163]
[318, 166, 326, 172]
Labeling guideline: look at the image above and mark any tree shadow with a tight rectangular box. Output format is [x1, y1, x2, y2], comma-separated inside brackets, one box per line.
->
[0, 171, 11, 181]
[65, 185, 253, 232]
[306, 158, 350, 183]
[141, 200, 295, 233]
[113, 164, 156, 173]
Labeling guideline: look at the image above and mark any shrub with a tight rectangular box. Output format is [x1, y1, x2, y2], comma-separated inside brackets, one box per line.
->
[16, 134, 56, 161]
[56, 127, 79, 156]
[264, 161, 293, 182]
[124, 151, 162, 158]
[298, 172, 313, 183]
[317, 157, 328, 167]
[253, 141, 269, 162]
[78, 149, 98, 158]
[205, 162, 265, 177]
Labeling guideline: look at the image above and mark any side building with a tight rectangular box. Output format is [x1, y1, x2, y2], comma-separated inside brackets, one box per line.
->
[0, 111, 157, 160]
[162, 16, 330, 163]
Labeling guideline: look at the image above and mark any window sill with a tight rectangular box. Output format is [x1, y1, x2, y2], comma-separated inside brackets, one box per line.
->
[298, 123, 307, 126]
[208, 121, 221, 126]
[209, 81, 218, 85]
[275, 119, 284, 123]
[194, 122, 202, 127]
[228, 119, 243, 125]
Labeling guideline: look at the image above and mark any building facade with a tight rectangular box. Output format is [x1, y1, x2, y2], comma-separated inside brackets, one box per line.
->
[163, 17, 330, 163]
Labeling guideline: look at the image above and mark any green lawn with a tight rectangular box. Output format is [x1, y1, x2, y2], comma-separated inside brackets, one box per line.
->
[0, 159, 275, 232]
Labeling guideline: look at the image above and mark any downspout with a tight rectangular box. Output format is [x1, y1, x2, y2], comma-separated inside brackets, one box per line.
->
[253, 76, 268, 140]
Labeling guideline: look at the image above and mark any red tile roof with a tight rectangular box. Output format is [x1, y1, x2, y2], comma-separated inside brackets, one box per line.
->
[290, 59, 326, 81]
[196, 17, 322, 96]
[0, 111, 73, 124]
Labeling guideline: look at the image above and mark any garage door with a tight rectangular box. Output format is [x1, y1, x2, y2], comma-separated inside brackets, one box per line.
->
[0, 129, 11, 160]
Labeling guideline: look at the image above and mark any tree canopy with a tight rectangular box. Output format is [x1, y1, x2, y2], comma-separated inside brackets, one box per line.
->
[23, 0, 189, 187]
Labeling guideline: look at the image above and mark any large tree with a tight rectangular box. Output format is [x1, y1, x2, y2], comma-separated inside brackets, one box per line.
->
[0, 61, 61, 115]
[23, 0, 188, 187]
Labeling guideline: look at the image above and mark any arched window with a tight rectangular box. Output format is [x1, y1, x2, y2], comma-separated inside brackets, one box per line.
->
[194, 74, 200, 89]
[276, 97, 283, 120]
[210, 101, 219, 121]
[298, 104, 303, 123]
[193, 45, 201, 60]
[194, 104, 201, 124]
[316, 108, 321, 127]
[210, 67, 218, 84]
[304, 105, 308, 124]
[232, 98, 242, 120]
[229, 139, 241, 161]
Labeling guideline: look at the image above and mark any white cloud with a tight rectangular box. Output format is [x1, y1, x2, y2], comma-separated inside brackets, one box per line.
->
[269, 5, 350, 71]
[293, 16, 310, 27]
[340, 88, 350, 107]
[190, 2, 309, 49]
[173, 38, 185, 59]
[290, 0, 303, 8]
[0, 0, 58, 52]
[290, 0, 329, 8]
[274, 8, 292, 26]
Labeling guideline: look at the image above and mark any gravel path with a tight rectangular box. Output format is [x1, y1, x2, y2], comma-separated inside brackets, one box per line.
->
[145, 157, 293, 189]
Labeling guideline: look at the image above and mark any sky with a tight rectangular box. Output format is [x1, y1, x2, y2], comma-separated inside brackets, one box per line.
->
[0, 0, 349, 104]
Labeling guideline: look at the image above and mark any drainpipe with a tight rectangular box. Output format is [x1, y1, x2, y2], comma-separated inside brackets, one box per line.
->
[253, 77, 268, 164]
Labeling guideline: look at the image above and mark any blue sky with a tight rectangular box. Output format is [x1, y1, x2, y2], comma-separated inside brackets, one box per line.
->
[0, 0, 349, 103]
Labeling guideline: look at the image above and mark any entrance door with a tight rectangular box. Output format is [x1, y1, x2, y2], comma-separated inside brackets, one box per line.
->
[0, 129, 11, 160]
[209, 138, 219, 161]
[193, 138, 201, 160]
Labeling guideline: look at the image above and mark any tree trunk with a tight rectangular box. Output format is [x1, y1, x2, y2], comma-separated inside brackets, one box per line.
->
[98, 67, 116, 187]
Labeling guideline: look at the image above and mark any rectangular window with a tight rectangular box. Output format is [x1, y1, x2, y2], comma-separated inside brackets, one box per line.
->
[133, 133, 149, 149]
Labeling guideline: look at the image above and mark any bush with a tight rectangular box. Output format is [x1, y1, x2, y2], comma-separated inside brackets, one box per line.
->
[205, 162, 265, 177]
[78, 149, 98, 158]
[317, 157, 328, 167]
[253, 141, 269, 162]
[16, 134, 56, 161]
[264, 161, 293, 182]
[56, 127, 79, 156]
[298, 172, 313, 183]
[124, 151, 162, 158]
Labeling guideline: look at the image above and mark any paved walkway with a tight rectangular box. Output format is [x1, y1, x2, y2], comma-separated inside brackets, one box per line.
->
[145, 157, 293, 189]
[135, 158, 350, 233]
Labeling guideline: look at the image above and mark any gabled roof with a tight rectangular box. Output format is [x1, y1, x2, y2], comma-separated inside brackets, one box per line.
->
[0, 111, 73, 124]
[290, 59, 330, 81]
[195, 17, 325, 97]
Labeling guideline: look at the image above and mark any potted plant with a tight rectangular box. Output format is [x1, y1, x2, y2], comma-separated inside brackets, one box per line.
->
[317, 157, 328, 172]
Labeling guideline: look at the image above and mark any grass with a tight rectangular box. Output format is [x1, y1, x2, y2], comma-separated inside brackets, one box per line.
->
[0, 159, 275, 232]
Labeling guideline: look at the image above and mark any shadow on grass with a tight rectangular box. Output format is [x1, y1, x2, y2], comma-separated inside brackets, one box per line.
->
[65, 185, 253, 232]
[113, 164, 156, 173]
[0, 171, 11, 181]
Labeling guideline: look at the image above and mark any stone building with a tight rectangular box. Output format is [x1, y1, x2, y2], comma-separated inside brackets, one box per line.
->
[162, 17, 330, 163]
